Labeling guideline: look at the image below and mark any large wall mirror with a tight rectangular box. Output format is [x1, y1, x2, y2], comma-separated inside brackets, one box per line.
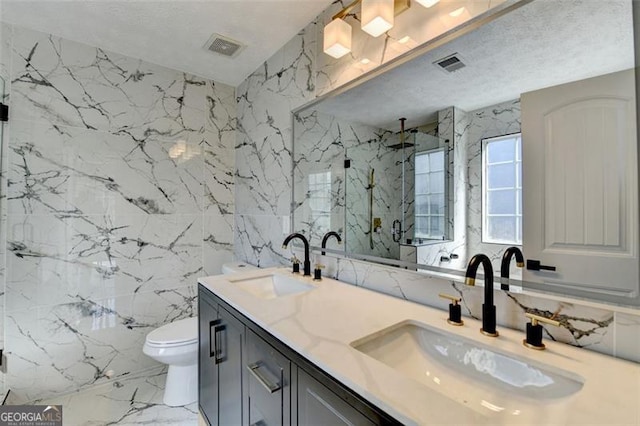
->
[292, 0, 640, 306]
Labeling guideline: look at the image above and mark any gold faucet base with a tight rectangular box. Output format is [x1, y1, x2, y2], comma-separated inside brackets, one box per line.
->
[523, 340, 546, 350]
[447, 319, 464, 326]
[480, 328, 499, 337]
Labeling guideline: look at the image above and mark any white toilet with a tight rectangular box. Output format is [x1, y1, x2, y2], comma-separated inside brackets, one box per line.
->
[143, 317, 199, 406]
[143, 262, 258, 406]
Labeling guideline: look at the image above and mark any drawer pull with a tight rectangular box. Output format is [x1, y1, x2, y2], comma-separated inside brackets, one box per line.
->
[247, 362, 281, 394]
[214, 323, 226, 364]
[209, 320, 220, 358]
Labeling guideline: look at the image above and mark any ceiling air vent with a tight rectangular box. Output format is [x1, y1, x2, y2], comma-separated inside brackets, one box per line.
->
[434, 53, 466, 73]
[204, 33, 245, 58]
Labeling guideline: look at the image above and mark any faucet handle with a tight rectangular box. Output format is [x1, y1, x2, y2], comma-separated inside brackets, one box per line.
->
[290, 256, 300, 274]
[523, 313, 561, 350]
[439, 293, 463, 326]
[438, 293, 460, 304]
[313, 263, 324, 281]
[313, 263, 325, 281]
[525, 312, 561, 327]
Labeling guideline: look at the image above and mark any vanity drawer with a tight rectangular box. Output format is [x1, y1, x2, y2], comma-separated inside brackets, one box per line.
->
[245, 329, 291, 426]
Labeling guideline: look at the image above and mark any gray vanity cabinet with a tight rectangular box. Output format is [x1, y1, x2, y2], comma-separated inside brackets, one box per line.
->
[199, 291, 244, 426]
[245, 329, 291, 426]
[297, 369, 376, 426]
[217, 306, 245, 425]
[199, 295, 219, 424]
[198, 285, 401, 426]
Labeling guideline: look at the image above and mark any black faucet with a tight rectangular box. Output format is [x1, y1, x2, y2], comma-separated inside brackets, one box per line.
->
[282, 233, 311, 276]
[321, 231, 342, 255]
[465, 254, 498, 337]
[500, 247, 524, 291]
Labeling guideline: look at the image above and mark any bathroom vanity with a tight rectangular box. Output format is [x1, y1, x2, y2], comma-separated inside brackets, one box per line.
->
[198, 268, 640, 425]
[198, 282, 398, 426]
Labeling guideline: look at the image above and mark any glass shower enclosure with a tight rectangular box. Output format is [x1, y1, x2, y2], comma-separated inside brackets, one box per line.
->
[0, 75, 7, 401]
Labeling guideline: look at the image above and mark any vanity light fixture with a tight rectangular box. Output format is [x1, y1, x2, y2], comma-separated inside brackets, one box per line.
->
[324, 18, 352, 58]
[440, 6, 472, 27]
[361, 0, 395, 37]
[323, 0, 410, 58]
[415, 0, 440, 7]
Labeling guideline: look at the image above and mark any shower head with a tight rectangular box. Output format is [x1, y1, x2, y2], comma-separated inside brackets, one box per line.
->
[387, 142, 415, 150]
[387, 116, 414, 150]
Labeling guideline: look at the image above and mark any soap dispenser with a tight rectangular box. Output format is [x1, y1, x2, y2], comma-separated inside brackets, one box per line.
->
[438, 294, 464, 326]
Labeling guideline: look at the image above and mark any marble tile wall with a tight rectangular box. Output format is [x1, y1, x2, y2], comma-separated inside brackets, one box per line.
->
[293, 112, 345, 251]
[415, 107, 468, 270]
[236, 2, 640, 364]
[292, 109, 355, 246]
[0, 23, 235, 402]
[330, 256, 624, 359]
[235, 24, 318, 267]
[293, 108, 403, 257]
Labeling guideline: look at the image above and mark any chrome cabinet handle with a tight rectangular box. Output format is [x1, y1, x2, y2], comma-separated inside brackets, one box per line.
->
[247, 362, 281, 394]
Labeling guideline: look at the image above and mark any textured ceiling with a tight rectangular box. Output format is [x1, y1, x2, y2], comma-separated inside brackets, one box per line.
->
[315, 0, 635, 131]
[0, 0, 333, 87]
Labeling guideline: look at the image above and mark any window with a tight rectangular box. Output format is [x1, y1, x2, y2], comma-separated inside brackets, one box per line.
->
[308, 171, 332, 234]
[415, 149, 445, 239]
[482, 133, 522, 244]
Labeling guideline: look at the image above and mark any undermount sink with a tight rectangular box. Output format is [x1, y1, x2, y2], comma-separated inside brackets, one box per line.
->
[227, 273, 315, 299]
[351, 320, 584, 406]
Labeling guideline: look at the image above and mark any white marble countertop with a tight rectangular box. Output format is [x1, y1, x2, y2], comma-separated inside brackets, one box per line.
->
[198, 267, 640, 425]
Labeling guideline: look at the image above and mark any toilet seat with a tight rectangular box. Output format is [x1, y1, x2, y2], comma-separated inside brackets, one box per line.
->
[145, 317, 197, 347]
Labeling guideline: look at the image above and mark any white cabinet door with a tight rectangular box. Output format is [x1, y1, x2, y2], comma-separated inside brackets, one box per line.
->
[522, 69, 638, 297]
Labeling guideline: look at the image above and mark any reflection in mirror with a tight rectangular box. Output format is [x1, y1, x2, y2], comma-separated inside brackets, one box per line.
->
[343, 121, 451, 260]
[292, 0, 638, 305]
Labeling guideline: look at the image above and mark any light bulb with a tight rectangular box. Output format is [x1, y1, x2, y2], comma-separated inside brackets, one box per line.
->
[324, 18, 352, 58]
[415, 0, 440, 7]
[361, 0, 394, 37]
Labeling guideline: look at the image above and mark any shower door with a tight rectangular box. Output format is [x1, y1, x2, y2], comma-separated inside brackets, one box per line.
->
[344, 142, 404, 260]
[0, 75, 6, 401]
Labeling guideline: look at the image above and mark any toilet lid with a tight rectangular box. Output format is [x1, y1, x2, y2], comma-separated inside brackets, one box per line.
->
[146, 317, 198, 346]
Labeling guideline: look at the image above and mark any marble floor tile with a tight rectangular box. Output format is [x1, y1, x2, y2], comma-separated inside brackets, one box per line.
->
[35, 369, 197, 426]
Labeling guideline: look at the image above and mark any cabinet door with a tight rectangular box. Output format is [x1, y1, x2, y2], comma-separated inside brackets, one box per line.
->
[522, 69, 638, 297]
[218, 306, 244, 426]
[199, 295, 219, 425]
[245, 330, 291, 426]
[297, 369, 375, 426]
